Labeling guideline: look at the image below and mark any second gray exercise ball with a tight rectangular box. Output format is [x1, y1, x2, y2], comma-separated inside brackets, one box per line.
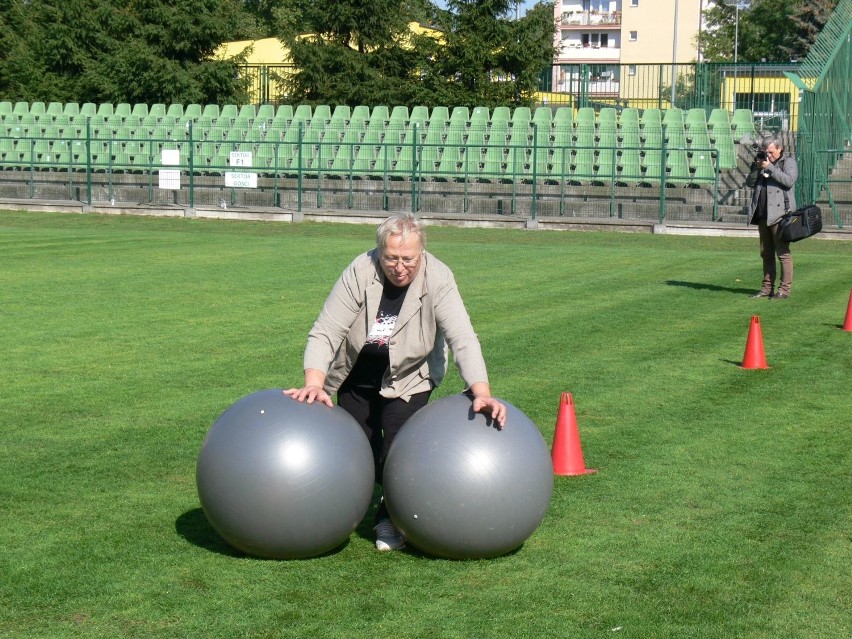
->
[383, 394, 553, 559]
[196, 389, 374, 559]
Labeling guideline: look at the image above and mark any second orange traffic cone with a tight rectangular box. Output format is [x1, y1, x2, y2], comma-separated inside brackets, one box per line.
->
[551, 392, 596, 476]
[741, 315, 769, 369]
[843, 289, 852, 332]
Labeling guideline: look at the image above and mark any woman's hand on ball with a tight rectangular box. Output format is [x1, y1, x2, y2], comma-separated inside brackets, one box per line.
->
[283, 386, 333, 408]
[473, 396, 506, 430]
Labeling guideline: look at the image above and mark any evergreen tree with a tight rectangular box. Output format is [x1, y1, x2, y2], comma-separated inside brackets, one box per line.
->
[698, 0, 838, 64]
[785, 0, 838, 61]
[0, 0, 254, 104]
[417, 0, 555, 108]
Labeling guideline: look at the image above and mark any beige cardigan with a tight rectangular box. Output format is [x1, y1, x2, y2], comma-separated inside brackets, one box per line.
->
[304, 249, 489, 401]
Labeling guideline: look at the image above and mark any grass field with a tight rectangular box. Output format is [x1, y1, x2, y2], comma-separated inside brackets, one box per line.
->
[1, 211, 849, 639]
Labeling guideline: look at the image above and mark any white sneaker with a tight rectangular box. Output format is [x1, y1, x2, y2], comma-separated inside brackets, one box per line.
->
[374, 519, 405, 551]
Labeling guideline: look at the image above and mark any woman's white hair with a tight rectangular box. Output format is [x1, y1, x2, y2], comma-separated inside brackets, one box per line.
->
[376, 213, 426, 251]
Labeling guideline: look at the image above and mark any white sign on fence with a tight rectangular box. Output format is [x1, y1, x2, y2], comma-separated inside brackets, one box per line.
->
[159, 149, 181, 190]
[229, 151, 253, 167]
[225, 172, 258, 188]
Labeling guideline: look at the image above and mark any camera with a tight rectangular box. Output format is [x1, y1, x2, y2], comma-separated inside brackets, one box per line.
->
[755, 151, 767, 162]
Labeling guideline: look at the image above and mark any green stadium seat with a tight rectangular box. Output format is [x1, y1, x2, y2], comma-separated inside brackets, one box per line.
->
[46, 102, 64, 119]
[13, 101, 30, 116]
[255, 104, 275, 124]
[662, 107, 683, 126]
[351, 105, 370, 121]
[487, 120, 508, 147]
[0, 101, 12, 115]
[389, 106, 408, 123]
[547, 147, 569, 181]
[552, 123, 572, 147]
[410, 106, 429, 123]
[29, 102, 46, 117]
[491, 106, 511, 122]
[201, 104, 219, 119]
[467, 121, 487, 147]
[330, 105, 351, 122]
[417, 144, 437, 174]
[596, 146, 618, 183]
[462, 144, 483, 179]
[220, 104, 238, 123]
[351, 146, 375, 178]
[533, 107, 552, 126]
[665, 123, 687, 149]
[598, 108, 617, 126]
[508, 121, 531, 146]
[449, 106, 469, 124]
[505, 146, 528, 182]
[511, 107, 531, 125]
[619, 108, 639, 127]
[641, 108, 662, 127]
[149, 104, 166, 119]
[575, 107, 595, 125]
[429, 106, 449, 127]
[732, 109, 756, 139]
[667, 149, 691, 185]
[444, 124, 466, 147]
[166, 103, 184, 118]
[641, 149, 663, 184]
[553, 107, 573, 127]
[690, 151, 716, 184]
[715, 135, 737, 169]
[130, 104, 148, 119]
[470, 106, 489, 123]
[708, 108, 731, 131]
[685, 108, 707, 130]
[328, 144, 352, 177]
[480, 145, 505, 181]
[618, 146, 643, 185]
[114, 103, 131, 119]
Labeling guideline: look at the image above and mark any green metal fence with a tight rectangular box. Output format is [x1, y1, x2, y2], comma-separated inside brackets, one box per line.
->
[0, 116, 730, 223]
[785, 0, 851, 227]
[240, 61, 802, 128]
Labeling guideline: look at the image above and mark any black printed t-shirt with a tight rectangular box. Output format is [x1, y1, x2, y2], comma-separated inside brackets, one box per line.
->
[346, 279, 409, 388]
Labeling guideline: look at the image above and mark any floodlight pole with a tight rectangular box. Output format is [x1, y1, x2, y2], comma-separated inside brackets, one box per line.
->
[726, 1, 750, 110]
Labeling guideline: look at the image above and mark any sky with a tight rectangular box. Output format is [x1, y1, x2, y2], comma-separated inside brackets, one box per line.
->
[432, 1, 541, 18]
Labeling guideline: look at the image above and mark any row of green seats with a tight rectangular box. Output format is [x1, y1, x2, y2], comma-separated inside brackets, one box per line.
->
[0, 100, 757, 132]
[0, 132, 719, 187]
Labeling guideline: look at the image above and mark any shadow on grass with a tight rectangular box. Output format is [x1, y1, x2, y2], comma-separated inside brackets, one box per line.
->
[665, 280, 755, 295]
[176, 507, 353, 560]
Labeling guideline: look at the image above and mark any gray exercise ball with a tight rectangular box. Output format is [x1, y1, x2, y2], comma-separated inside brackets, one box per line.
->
[196, 389, 374, 559]
[383, 394, 553, 560]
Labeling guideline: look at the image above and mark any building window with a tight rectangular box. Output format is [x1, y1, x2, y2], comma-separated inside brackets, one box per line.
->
[629, 65, 637, 76]
[630, 0, 639, 6]
[629, 30, 638, 41]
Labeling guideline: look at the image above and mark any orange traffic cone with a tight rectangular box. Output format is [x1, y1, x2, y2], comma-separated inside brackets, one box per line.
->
[843, 289, 852, 332]
[741, 315, 769, 369]
[551, 392, 596, 476]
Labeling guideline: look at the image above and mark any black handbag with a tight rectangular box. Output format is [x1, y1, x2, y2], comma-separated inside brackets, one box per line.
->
[780, 205, 823, 242]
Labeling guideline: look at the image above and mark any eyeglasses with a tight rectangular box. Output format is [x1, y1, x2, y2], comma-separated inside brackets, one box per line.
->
[380, 253, 421, 268]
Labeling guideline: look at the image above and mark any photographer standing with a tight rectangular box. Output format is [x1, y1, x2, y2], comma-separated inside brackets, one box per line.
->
[746, 136, 799, 300]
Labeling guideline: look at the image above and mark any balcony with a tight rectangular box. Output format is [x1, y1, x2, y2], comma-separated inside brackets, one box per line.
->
[558, 42, 621, 62]
[559, 10, 622, 27]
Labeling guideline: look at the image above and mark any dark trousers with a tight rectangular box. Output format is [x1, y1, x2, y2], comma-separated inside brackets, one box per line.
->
[757, 220, 793, 295]
[337, 383, 431, 523]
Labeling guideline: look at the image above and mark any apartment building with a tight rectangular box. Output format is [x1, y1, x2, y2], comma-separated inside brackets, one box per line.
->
[553, 0, 707, 98]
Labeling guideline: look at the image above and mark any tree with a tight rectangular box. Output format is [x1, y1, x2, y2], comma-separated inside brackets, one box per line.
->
[698, 0, 838, 64]
[274, 0, 426, 106]
[0, 0, 255, 105]
[785, 0, 838, 61]
[418, 0, 556, 108]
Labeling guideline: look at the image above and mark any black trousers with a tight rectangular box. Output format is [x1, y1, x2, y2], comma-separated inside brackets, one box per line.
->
[337, 382, 431, 523]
